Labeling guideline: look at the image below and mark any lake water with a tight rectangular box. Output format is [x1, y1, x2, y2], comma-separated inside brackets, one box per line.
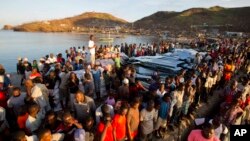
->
[0, 30, 157, 72]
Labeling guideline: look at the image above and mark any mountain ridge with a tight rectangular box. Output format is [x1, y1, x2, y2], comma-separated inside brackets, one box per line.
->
[133, 6, 250, 33]
[3, 6, 250, 33]
[11, 12, 128, 32]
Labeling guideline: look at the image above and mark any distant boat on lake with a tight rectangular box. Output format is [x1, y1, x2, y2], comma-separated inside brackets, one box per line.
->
[99, 37, 114, 42]
[99, 31, 114, 45]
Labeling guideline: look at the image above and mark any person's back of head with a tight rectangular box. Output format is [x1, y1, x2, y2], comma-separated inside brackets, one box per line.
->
[119, 102, 129, 115]
[24, 96, 36, 106]
[131, 96, 141, 107]
[163, 93, 170, 102]
[84, 73, 91, 80]
[18, 105, 28, 116]
[46, 110, 56, 125]
[11, 131, 26, 141]
[83, 115, 94, 131]
[101, 113, 112, 124]
[37, 128, 51, 141]
[27, 103, 39, 116]
[62, 110, 73, 125]
[0, 67, 5, 75]
[90, 35, 94, 40]
[33, 76, 43, 84]
[146, 100, 155, 112]
[202, 123, 215, 139]
[101, 104, 110, 116]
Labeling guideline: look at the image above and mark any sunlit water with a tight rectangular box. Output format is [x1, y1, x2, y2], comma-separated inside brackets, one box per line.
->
[0, 30, 158, 72]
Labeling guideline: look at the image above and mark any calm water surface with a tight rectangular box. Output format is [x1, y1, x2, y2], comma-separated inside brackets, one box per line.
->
[0, 30, 157, 72]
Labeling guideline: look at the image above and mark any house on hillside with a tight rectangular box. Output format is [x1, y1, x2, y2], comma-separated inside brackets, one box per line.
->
[42, 21, 50, 25]
[60, 24, 67, 27]
[160, 31, 170, 40]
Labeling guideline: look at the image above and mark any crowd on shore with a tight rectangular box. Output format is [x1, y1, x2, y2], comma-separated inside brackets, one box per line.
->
[0, 35, 249, 141]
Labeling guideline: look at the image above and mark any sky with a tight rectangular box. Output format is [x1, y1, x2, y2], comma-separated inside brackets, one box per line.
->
[0, 0, 249, 27]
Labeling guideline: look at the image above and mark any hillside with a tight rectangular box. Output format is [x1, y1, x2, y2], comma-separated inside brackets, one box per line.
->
[133, 6, 250, 33]
[12, 12, 128, 32]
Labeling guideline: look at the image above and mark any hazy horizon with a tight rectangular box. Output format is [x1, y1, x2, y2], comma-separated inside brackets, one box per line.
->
[0, 0, 250, 28]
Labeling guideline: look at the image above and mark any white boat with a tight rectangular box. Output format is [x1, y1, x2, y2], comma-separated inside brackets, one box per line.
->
[99, 31, 114, 45]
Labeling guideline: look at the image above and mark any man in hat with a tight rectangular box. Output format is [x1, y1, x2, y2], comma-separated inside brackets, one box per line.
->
[118, 78, 130, 100]
[38, 58, 45, 74]
[22, 57, 32, 76]
[48, 53, 57, 64]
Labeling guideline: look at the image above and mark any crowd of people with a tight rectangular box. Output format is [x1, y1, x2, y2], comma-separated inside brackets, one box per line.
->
[0, 34, 249, 141]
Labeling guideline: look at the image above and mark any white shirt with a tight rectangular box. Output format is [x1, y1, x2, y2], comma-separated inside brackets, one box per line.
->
[88, 40, 95, 55]
[204, 76, 214, 88]
[171, 90, 184, 108]
[25, 135, 38, 141]
[156, 89, 166, 98]
[31, 85, 47, 109]
[38, 62, 44, 72]
[209, 120, 228, 139]
[25, 115, 42, 132]
[140, 108, 158, 135]
[52, 133, 65, 141]
[48, 57, 57, 64]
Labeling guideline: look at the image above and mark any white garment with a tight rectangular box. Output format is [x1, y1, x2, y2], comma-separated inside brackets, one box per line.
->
[0, 107, 9, 132]
[171, 90, 184, 108]
[88, 40, 95, 55]
[209, 120, 228, 139]
[31, 85, 47, 108]
[204, 76, 214, 88]
[48, 57, 57, 64]
[31, 85, 48, 117]
[140, 108, 158, 135]
[213, 75, 217, 86]
[242, 85, 250, 102]
[52, 133, 65, 141]
[25, 135, 38, 141]
[25, 114, 42, 132]
[38, 63, 44, 72]
[243, 105, 250, 123]
[156, 89, 166, 98]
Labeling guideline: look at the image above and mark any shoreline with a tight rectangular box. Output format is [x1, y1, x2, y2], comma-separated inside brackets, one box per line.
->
[1, 29, 154, 36]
